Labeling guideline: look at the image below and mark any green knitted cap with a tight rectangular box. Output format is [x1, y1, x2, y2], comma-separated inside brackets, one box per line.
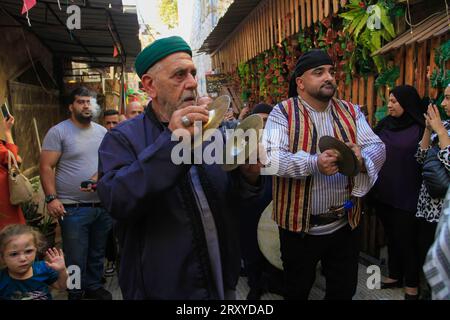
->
[135, 36, 192, 79]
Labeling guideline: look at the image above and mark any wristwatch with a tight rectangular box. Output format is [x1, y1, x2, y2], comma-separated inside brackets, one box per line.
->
[45, 195, 58, 204]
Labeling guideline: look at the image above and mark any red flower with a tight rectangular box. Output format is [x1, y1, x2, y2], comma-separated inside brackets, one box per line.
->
[358, 2, 365, 9]
[334, 42, 343, 56]
[346, 41, 355, 52]
[321, 17, 332, 29]
[327, 47, 334, 58]
[325, 28, 337, 44]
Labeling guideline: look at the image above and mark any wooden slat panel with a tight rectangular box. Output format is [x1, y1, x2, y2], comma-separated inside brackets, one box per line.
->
[333, 0, 339, 14]
[319, 0, 324, 21]
[268, 0, 273, 48]
[278, 0, 282, 43]
[416, 41, 427, 97]
[295, 0, 300, 33]
[395, 46, 405, 85]
[352, 77, 359, 101]
[285, 0, 290, 37]
[258, 8, 262, 54]
[306, 0, 312, 27]
[264, 2, 268, 51]
[324, 0, 330, 17]
[345, 82, 351, 101]
[429, 37, 441, 99]
[312, 0, 318, 23]
[358, 77, 365, 106]
[405, 44, 415, 85]
[367, 75, 375, 127]
[300, 0, 306, 30]
[280, 0, 285, 42]
[290, 0, 295, 36]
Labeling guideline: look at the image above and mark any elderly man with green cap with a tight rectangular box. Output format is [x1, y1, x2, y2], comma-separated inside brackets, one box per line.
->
[97, 36, 263, 300]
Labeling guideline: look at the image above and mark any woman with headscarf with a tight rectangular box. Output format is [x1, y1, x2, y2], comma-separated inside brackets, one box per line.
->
[415, 84, 450, 299]
[370, 85, 426, 299]
[0, 115, 26, 231]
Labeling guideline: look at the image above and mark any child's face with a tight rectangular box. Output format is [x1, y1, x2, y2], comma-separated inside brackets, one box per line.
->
[2, 234, 37, 276]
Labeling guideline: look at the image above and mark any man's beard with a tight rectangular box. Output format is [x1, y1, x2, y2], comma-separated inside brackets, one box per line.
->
[74, 110, 92, 124]
[161, 91, 197, 119]
[313, 82, 337, 102]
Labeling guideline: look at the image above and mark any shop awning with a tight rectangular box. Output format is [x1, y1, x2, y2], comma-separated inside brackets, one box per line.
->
[0, 0, 141, 70]
[373, 12, 448, 56]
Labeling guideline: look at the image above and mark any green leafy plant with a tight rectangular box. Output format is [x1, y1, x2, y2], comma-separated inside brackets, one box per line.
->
[237, 62, 252, 102]
[29, 176, 41, 193]
[430, 39, 450, 89]
[38, 216, 57, 236]
[158, 0, 178, 29]
[340, 0, 399, 73]
[374, 65, 400, 121]
[21, 201, 42, 225]
[430, 39, 450, 120]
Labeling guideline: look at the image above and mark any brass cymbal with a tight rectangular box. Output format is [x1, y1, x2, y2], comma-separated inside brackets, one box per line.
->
[318, 136, 360, 177]
[221, 114, 264, 171]
[193, 95, 230, 148]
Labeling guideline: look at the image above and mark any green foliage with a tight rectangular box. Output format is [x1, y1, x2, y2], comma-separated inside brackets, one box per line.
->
[238, 62, 251, 102]
[158, 0, 178, 29]
[21, 201, 40, 221]
[375, 65, 400, 91]
[38, 216, 57, 236]
[29, 176, 41, 193]
[431, 40, 450, 89]
[339, 0, 398, 73]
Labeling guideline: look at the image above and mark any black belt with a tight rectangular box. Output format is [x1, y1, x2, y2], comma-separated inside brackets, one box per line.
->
[310, 209, 347, 226]
[64, 203, 103, 208]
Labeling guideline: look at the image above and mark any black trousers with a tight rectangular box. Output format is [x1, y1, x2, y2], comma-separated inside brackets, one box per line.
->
[279, 224, 360, 300]
[375, 202, 420, 287]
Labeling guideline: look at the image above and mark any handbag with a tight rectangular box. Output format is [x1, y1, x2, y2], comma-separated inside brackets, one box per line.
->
[7, 150, 33, 205]
[422, 146, 450, 199]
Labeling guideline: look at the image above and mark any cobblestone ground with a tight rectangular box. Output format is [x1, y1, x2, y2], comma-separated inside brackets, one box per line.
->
[53, 262, 404, 300]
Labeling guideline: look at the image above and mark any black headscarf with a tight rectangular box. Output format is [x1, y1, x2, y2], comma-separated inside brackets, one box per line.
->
[374, 85, 426, 133]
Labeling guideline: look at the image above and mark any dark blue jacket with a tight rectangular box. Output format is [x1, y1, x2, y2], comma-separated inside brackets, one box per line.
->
[97, 106, 262, 299]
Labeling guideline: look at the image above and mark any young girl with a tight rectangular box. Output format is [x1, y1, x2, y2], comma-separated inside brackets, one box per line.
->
[0, 224, 68, 300]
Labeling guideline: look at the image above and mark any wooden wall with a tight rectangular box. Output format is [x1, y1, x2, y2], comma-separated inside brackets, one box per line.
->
[212, 0, 347, 73]
[8, 82, 61, 177]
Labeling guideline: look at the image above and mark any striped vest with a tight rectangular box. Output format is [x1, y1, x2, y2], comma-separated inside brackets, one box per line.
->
[272, 96, 362, 233]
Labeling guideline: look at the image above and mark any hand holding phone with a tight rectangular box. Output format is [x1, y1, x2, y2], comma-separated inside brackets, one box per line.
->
[1, 102, 11, 120]
[80, 180, 97, 192]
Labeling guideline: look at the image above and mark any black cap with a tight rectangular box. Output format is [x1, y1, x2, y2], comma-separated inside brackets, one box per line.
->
[288, 49, 334, 98]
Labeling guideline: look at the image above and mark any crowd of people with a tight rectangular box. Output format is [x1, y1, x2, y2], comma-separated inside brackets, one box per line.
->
[0, 36, 449, 300]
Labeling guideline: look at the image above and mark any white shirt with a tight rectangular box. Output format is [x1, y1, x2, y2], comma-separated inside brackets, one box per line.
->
[262, 98, 386, 235]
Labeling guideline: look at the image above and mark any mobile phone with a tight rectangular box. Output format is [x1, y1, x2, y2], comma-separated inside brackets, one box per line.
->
[1, 102, 11, 120]
[80, 180, 97, 190]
